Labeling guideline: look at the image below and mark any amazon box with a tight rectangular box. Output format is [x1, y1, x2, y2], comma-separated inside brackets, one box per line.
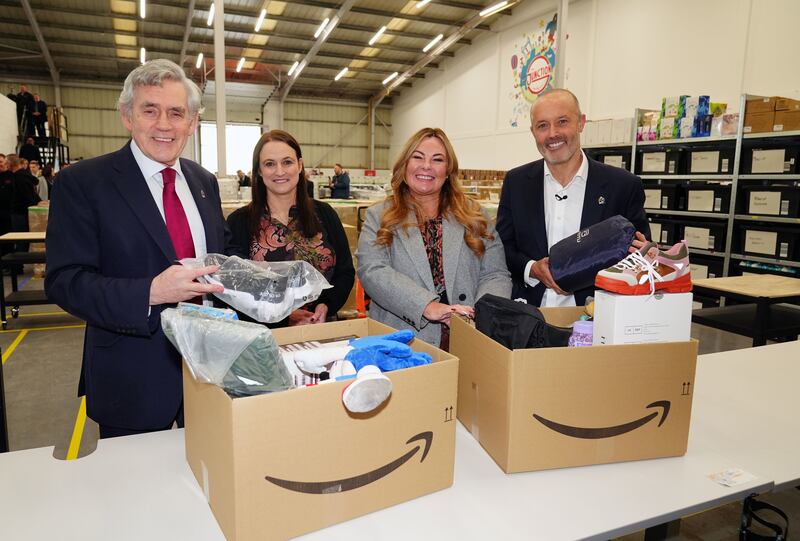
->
[184, 318, 458, 541]
[452, 310, 696, 473]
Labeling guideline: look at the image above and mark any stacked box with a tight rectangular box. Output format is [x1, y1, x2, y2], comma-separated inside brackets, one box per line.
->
[637, 149, 684, 175]
[643, 180, 679, 210]
[648, 217, 680, 246]
[740, 184, 800, 217]
[742, 146, 800, 174]
[681, 220, 726, 251]
[739, 224, 798, 260]
[679, 182, 731, 213]
[687, 149, 734, 174]
[744, 97, 777, 134]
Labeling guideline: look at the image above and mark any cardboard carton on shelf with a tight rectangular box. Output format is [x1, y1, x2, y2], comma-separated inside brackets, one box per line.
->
[744, 96, 778, 114]
[773, 110, 800, 132]
[775, 97, 800, 112]
[451, 308, 697, 474]
[743, 111, 775, 134]
[184, 318, 458, 541]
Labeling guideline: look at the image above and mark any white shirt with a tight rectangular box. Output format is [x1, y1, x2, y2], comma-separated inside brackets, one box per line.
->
[523, 151, 589, 307]
[130, 139, 208, 259]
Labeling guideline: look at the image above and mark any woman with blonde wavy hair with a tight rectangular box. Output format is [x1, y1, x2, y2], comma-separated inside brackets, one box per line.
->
[356, 127, 511, 350]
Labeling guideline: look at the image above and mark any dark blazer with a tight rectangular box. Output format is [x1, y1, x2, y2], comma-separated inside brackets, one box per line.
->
[330, 171, 350, 199]
[45, 142, 229, 430]
[496, 157, 650, 307]
[226, 200, 355, 317]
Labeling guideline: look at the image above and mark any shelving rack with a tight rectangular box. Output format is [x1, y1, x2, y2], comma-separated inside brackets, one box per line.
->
[584, 95, 800, 282]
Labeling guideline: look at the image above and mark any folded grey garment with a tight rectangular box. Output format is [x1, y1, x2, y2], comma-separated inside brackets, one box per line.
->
[162, 307, 293, 396]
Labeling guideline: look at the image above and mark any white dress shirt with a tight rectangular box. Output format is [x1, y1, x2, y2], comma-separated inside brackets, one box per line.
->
[130, 139, 208, 259]
[523, 151, 589, 307]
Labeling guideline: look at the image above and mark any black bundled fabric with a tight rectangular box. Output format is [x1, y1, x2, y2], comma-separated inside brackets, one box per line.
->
[549, 215, 636, 293]
[474, 294, 572, 350]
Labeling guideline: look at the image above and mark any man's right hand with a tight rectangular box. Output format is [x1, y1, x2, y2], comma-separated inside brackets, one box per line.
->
[530, 257, 568, 295]
[149, 265, 224, 306]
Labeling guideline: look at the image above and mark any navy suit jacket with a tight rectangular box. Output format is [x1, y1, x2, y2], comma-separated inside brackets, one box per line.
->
[496, 157, 650, 307]
[45, 143, 229, 430]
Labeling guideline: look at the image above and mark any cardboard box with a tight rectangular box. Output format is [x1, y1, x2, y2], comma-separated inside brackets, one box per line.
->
[745, 96, 777, 114]
[184, 319, 458, 540]
[593, 290, 693, 345]
[775, 98, 800, 111]
[774, 110, 800, 132]
[452, 311, 697, 473]
[743, 111, 775, 133]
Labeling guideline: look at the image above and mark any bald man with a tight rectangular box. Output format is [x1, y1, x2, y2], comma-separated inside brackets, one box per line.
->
[496, 89, 649, 307]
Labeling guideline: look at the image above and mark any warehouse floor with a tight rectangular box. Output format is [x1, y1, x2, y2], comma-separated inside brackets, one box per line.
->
[1, 272, 797, 540]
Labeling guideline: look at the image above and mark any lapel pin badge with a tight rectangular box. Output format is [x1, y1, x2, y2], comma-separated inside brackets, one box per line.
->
[200, 189, 206, 198]
[598, 196, 605, 205]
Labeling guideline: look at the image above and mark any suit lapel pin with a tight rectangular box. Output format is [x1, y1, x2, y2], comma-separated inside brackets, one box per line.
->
[200, 189, 206, 198]
[598, 196, 605, 205]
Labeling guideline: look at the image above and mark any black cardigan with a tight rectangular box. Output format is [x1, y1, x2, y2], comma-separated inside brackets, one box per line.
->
[226, 200, 355, 316]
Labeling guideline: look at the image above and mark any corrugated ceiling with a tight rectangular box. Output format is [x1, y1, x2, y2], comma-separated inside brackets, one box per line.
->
[0, 0, 515, 102]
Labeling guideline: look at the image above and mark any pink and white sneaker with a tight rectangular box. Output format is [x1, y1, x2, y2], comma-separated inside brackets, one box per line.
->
[595, 241, 693, 295]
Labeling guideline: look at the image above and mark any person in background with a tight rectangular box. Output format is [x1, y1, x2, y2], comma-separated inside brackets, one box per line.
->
[6, 153, 41, 258]
[15, 85, 34, 136]
[227, 130, 355, 326]
[29, 160, 47, 201]
[41, 163, 54, 194]
[357, 127, 511, 350]
[236, 169, 251, 187]
[329, 163, 350, 199]
[0, 154, 15, 264]
[32, 94, 47, 138]
[496, 88, 649, 308]
[45, 59, 228, 439]
[19, 136, 41, 164]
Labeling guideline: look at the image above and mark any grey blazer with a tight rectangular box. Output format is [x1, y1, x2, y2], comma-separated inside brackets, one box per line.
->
[356, 201, 512, 347]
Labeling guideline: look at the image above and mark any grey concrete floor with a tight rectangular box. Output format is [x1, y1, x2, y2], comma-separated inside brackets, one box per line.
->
[1, 271, 797, 539]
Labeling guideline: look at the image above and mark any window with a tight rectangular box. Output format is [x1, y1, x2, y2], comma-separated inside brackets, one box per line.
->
[199, 122, 261, 177]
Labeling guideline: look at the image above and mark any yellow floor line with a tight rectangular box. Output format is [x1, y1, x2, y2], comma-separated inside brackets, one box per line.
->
[19, 311, 66, 318]
[2, 329, 28, 364]
[66, 396, 87, 460]
[0, 324, 85, 334]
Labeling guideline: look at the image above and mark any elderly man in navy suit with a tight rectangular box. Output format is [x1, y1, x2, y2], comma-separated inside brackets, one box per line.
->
[46, 59, 228, 438]
[496, 89, 649, 308]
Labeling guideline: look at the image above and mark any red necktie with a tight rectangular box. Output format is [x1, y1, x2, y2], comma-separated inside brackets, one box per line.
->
[161, 168, 195, 260]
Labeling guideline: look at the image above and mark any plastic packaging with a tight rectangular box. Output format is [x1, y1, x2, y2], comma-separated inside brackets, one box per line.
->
[161, 303, 294, 396]
[568, 320, 594, 347]
[182, 254, 331, 323]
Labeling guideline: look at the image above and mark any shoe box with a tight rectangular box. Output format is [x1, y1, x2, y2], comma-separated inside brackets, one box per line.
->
[451, 312, 697, 473]
[593, 290, 693, 345]
[686, 148, 735, 174]
[737, 223, 799, 260]
[680, 219, 727, 252]
[678, 181, 731, 213]
[739, 183, 800, 217]
[183, 318, 458, 541]
[637, 148, 685, 175]
[648, 217, 681, 246]
[741, 145, 800, 174]
[643, 180, 680, 209]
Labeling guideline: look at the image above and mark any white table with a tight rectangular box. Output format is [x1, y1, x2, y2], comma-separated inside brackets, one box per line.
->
[689, 340, 800, 491]
[2, 342, 797, 540]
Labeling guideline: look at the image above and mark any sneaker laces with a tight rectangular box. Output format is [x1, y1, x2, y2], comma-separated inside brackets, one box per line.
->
[613, 250, 664, 295]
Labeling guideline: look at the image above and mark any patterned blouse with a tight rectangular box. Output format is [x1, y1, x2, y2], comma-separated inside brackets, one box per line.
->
[249, 206, 337, 284]
[421, 216, 450, 351]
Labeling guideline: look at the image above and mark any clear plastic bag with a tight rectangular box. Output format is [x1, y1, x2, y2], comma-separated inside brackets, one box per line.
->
[162, 304, 294, 397]
[182, 254, 331, 323]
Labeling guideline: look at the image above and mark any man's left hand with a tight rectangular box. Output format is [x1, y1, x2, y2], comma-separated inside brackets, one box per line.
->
[628, 231, 648, 253]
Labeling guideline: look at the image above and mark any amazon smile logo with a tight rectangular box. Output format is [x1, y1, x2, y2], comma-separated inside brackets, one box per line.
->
[532, 400, 671, 439]
[264, 431, 433, 494]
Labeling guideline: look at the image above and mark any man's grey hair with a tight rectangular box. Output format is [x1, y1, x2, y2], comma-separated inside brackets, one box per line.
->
[117, 59, 204, 118]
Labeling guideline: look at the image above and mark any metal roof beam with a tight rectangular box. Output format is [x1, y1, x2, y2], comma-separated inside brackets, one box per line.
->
[178, 0, 197, 67]
[20, 0, 60, 104]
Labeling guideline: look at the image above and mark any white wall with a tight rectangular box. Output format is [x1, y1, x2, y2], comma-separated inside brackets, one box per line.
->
[391, 0, 800, 170]
[0, 95, 18, 155]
